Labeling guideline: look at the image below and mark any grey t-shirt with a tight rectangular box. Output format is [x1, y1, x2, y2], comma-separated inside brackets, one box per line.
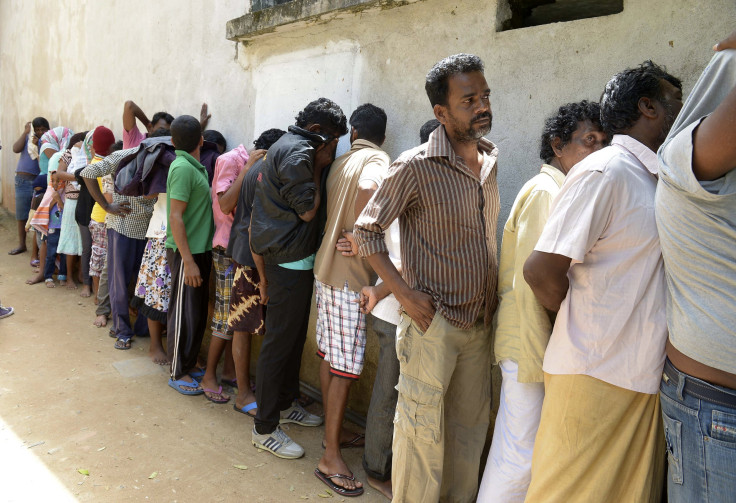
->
[655, 49, 736, 374]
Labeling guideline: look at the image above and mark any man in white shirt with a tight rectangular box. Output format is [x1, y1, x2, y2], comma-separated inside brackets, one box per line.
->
[522, 61, 683, 502]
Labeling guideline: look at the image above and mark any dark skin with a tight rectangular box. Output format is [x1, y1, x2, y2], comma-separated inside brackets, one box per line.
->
[318, 126, 385, 494]
[123, 100, 211, 134]
[10, 122, 48, 255]
[523, 81, 683, 312]
[665, 31, 736, 390]
[364, 71, 492, 332]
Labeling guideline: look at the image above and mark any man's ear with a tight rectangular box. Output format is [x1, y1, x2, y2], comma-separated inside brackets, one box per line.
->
[199, 135, 204, 147]
[433, 104, 448, 126]
[350, 127, 358, 143]
[306, 123, 321, 133]
[551, 137, 564, 158]
[637, 96, 658, 120]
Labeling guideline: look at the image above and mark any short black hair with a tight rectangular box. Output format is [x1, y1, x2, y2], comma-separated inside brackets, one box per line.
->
[170, 115, 202, 153]
[151, 111, 175, 126]
[109, 140, 123, 153]
[203, 129, 227, 151]
[425, 54, 484, 107]
[295, 98, 348, 138]
[600, 60, 682, 135]
[149, 127, 171, 138]
[539, 100, 603, 163]
[68, 131, 89, 147]
[420, 119, 441, 144]
[32, 117, 50, 129]
[254, 128, 286, 150]
[349, 103, 387, 145]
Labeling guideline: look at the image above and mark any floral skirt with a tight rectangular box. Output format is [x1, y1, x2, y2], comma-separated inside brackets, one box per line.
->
[132, 237, 170, 323]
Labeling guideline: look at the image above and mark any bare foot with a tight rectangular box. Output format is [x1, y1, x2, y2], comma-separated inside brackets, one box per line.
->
[317, 456, 363, 493]
[26, 272, 44, 285]
[367, 476, 393, 500]
[234, 390, 258, 416]
[93, 315, 108, 328]
[323, 427, 365, 449]
[45, 279, 56, 288]
[80, 285, 92, 297]
[93, 296, 99, 305]
[59, 279, 67, 287]
[66, 278, 78, 290]
[149, 346, 170, 365]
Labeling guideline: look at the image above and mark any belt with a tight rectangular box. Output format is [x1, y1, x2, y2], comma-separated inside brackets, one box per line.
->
[664, 359, 736, 408]
[16, 172, 37, 180]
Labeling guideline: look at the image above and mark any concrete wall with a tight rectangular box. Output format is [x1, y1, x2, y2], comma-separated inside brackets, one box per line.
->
[1, 0, 732, 417]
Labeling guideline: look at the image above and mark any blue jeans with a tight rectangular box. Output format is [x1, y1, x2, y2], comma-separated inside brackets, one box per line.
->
[14, 174, 34, 221]
[660, 358, 736, 503]
[43, 229, 67, 281]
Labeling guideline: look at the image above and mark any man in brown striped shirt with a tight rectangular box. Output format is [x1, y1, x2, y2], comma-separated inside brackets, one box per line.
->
[354, 54, 499, 502]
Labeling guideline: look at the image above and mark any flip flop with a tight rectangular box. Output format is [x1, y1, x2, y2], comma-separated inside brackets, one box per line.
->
[203, 386, 230, 404]
[314, 468, 363, 497]
[168, 377, 203, 395]
[233, 401, 258, 417]
[114, 337, 131, 350]
[30, 259, 40, 267]
[321, 433, 365, 450]
[9, 247, 26, 255]
[189, 368, 206, 380]
[221, 377, 237, 388]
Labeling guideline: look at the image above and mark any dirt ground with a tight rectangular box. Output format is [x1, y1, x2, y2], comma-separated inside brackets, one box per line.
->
[0, 208, 384, 503]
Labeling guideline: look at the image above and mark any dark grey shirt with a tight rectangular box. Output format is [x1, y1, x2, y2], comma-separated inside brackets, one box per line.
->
[227, 159, 263, 268]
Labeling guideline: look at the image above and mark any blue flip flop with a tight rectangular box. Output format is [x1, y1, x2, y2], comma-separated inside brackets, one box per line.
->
[189, 368, 206, 380]
[233, 401, 258, 417]
[168, 377, 204, 395]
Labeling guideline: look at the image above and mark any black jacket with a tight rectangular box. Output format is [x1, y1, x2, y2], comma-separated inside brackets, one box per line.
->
[249, 126, 330, 265]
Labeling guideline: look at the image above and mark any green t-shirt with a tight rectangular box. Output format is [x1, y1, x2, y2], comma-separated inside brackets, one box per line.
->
[166, 150, 214, 254]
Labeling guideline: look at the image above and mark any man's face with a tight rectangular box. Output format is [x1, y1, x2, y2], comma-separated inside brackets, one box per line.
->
[654, 79, 684, 145]
[438, 71, 492, 143]
[34, 126, 48, 138]
[556, 120, 609, 173]
[152, 119, 171, 131]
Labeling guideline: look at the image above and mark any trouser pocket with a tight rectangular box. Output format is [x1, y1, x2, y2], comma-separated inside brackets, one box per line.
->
[661, 408, 684, 485]
[395, 373, 442, 444]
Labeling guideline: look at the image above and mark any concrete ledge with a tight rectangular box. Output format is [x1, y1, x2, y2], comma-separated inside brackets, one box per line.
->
[226, 0, 424, 42]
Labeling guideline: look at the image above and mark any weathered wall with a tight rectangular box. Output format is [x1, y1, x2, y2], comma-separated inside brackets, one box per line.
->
[1, 0, 733, 418]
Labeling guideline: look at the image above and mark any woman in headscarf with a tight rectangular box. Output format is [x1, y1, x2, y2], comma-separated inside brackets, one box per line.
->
[57, 131, 91, 293]
[38, 127, 72, 175]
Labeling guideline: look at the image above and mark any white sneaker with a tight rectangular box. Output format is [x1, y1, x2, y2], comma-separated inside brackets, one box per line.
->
[279, 400, 324, 427]
[251, 425, 304, 459]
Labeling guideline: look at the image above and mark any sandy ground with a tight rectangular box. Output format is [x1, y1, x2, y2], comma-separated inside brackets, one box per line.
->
[0, 209, 384, 503]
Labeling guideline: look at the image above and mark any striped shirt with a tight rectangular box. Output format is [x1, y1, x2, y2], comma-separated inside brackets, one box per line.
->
[354, 125, 500, 330]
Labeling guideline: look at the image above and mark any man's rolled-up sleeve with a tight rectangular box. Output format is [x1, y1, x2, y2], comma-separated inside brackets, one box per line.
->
[354, 157, 418, 257]
[278, 153, 316, 216]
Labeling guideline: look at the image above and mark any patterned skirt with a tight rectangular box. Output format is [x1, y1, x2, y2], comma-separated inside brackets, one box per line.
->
[131, 237, 171, 323]
[57, 198, 83, 256]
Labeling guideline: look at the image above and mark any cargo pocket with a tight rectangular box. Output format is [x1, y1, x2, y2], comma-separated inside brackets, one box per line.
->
[394, 373, 442, 444]
[395, 314, 413, 365]
[662, 410, 683, 485]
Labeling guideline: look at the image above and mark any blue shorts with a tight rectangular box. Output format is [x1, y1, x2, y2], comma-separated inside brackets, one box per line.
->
[14, 174, 35, 221]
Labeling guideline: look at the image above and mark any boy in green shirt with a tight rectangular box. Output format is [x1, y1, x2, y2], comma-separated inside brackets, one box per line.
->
[165, 115, 215, 396]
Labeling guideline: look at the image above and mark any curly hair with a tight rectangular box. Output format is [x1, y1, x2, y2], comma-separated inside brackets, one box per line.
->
[600, 60, 681, 135]
[295, 98, 348, 138]
[425, 54, 484, 107]
[253, 128, 286, 150]
[539, 100, 602, 163]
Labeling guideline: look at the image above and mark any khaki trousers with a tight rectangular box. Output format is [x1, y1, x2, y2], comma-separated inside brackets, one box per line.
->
[392, 313, 491, 503]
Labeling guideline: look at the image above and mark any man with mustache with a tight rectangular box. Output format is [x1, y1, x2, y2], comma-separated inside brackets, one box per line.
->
[523, 61, 683, 502]
[354, 53, 500, 503]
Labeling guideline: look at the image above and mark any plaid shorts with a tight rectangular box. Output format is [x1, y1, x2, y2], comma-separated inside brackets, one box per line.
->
[228, 264, 265, 335]
[315, 280, 366, 380]
[211, 248, 235, 340]
[88, 220, 107, 277]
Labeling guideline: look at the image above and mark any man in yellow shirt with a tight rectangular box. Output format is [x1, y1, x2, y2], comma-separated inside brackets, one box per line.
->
[478, 101, 607, 502]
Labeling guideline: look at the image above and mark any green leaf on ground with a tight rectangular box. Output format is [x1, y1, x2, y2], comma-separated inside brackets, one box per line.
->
[97, 446, 106, 452]
[233, 465, 248, 470]
[78, 469, 89, 476]
[148, 472, 158, 479]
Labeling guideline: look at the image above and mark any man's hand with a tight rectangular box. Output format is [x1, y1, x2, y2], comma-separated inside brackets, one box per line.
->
[399, 290, 436, 332]
[245, 149, 267, 170]
[357, 286, 380, 314]
[314, 138, 339, 172]
[335, 230, 358, 257]
[183, 259, 202, 287]
[714, 31, 736, 51]
[258, 281, 269, 305]
[200, 103, 211, 130]
[24, 122, 31, 135]
[51, 190, 63, 206]
[105, 201, 132, 216]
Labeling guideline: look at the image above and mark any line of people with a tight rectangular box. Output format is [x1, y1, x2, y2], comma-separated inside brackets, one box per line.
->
[6, 30, 736, 503]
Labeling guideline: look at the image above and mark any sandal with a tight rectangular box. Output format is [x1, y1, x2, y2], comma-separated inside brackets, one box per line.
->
[168, 377, 203, 396]
[321, 433, 365, 450]
[114, 337, 131, 350]
[314, 468, 363, 497]
[189, 367, 206, 380]
[30, 259, 40, 267]
[233, 401, 258, 417]
[203, 386, 230, 404]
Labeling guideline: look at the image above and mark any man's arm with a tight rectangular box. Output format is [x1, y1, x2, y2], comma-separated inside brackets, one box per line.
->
[123, 100, 151, 133]
[12, 123, 30, 153]
[200, 103, 211, 131]
[82, 177, 128, 215]
[169, 198, 202, 287]
[218, 150, 266, 215]
[251, 252, 269, 305]
[523, 251, 572, 312]
[691, 32, 736, 181]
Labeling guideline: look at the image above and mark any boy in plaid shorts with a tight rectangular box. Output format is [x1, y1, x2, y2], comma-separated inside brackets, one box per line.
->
[313, 104, 390, 497]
